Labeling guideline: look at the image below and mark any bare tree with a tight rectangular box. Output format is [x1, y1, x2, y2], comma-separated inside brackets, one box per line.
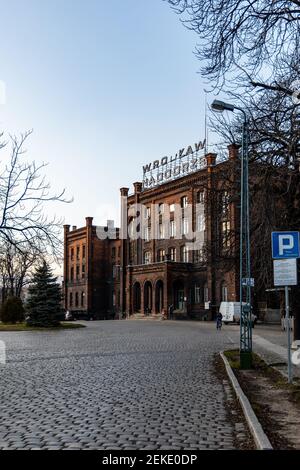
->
[0, 240, 43, 300]
[209, 81, 300, 336]
[0, 131, 71, 258]
[166, 0, 300, 93]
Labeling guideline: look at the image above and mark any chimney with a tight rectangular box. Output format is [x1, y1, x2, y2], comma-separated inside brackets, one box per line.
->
[205, 153, 217, 168]
[133, 182, 143, 194]
[86, 217, 93, 227]
[120, 187, 129, 197]
[64, 224, 70, 234]
[72, 226, 77, 231]
[228, 144, 240, 160]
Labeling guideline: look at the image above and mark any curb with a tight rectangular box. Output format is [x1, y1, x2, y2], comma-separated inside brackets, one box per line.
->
[220, 351, 273, 451]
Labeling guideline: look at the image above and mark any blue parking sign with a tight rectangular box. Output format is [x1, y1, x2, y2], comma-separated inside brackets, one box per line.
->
[272, 232, 300, 259]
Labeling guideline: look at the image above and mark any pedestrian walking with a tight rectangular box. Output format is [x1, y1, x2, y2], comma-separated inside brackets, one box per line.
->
[216, 311, 223, 331]
[168, 304, 174, 320]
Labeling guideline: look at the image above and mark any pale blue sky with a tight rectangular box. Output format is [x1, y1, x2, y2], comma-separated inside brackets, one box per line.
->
[0, 0, 213, 228]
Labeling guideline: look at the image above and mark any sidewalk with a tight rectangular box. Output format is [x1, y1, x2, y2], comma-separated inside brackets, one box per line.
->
[253, 333, 300, 380]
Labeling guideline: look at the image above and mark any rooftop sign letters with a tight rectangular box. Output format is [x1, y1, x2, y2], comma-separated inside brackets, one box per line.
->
[142, 139, 207, 190]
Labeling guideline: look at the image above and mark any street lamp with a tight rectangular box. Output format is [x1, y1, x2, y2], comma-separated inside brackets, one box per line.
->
[211, 99, 253, 369]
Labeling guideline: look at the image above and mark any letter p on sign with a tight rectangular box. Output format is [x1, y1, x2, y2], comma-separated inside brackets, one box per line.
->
[272, 232, 300, 259]
[279, 235, 294, 256]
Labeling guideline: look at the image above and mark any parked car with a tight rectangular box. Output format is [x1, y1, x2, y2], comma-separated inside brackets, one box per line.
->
[219, 302, 257, 328]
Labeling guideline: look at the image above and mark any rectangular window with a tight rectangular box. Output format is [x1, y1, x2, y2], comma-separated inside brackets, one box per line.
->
[82, 245, 86, 259]
[170, 220, 176, 238]
[157, 250, 166, 262]
[76, 265, 80, 280]
[197, 213, 206, 232]
[70, 267, 74, 280]
[194, 249, 204, 263]
[76, 246, 80, 260]
[204, 286, 209, 303]
[195, 286, 201, 304]
[158, 203, 164, 214]
[144, 251, 151, 265]
[69, 293, 73, 308]
[181, 196, 188, 208]
[181, 246, 189, 263]
[197, 191, 205, 204]
[144, 226, 150, 242]
[112, 247, 116, 258]
[222, 221, 231, 248]
[170, 203, 175, 213]
[112, 265, 117, 279]
[70, 248, 74, 261]
[158, 224, 165, 240]
[181, 218, 189, 236]
[169, 248, 176, 262]
[222, 285, 228, 302]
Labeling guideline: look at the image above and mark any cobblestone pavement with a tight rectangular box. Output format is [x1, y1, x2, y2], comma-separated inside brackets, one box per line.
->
[0, 321, 251, 450]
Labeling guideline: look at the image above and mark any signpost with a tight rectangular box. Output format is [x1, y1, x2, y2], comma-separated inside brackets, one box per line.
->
[272, 232, 300, 383]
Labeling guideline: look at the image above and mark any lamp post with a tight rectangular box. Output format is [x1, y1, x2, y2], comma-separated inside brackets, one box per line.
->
[211, 99, 253, 369]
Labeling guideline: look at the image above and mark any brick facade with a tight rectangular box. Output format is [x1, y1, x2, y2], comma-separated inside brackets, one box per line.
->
[63, 217, 121, 319]
[64, 145, 241, 320]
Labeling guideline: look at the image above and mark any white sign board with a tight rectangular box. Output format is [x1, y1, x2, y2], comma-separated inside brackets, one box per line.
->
[274, 259, 298, 286]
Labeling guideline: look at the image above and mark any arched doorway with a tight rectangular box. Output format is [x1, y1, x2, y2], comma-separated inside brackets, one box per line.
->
[173, 280, 185, 311]
[155, 280, 164, 314]
[144, 281, 153, 314]
[133, 282, 141, 313]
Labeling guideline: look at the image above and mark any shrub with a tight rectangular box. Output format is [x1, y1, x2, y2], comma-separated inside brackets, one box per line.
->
[0, 296, 25, 324]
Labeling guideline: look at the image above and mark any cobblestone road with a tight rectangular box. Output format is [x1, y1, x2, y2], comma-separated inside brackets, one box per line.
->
[0, 321, 251, 450]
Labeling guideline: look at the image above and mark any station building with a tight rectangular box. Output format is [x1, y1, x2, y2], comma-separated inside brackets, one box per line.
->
[63, 144, 241, 320]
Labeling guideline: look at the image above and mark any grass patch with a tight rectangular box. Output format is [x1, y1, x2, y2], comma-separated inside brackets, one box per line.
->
[0, 322, 86, 331]
[224, 349, 268, 371]
[224, 348, 300, 406]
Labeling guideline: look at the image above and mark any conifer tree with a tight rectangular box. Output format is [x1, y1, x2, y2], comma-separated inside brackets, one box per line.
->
[26, 261, 61, 327]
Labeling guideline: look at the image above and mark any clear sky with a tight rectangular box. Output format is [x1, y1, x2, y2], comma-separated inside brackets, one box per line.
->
[0, 0, 212, 229]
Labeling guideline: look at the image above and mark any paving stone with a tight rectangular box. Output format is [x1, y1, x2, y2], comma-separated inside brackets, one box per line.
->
[0, 321, 252, 450]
